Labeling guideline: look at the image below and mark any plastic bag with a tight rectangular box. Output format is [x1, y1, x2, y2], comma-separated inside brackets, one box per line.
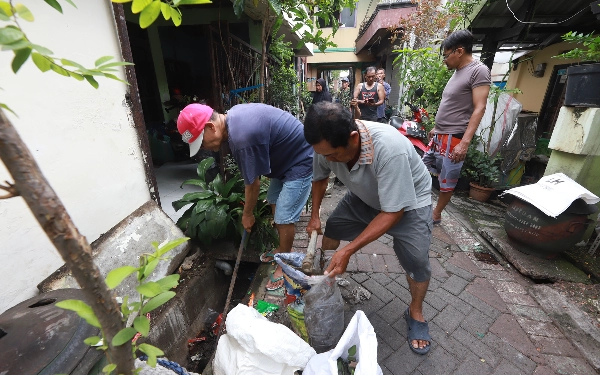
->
[304, 275, 344, 354]
[274, 252, 312, 298]
[303, 310, 383, 375]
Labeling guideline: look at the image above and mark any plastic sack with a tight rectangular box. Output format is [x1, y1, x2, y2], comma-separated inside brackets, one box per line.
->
[213, 304, 316, 375]
[304, 276, 344, 354]
[274, 252, 312, 298]
[476, 92, 522, 156]
[287, 302, 309, 342]
[303, 310, 383, 375]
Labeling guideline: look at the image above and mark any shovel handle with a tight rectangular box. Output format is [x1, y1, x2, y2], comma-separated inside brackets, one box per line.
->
[301, 230, 318, 273]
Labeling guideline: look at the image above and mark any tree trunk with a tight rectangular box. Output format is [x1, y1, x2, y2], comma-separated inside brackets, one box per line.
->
[0, 109, 134, 374]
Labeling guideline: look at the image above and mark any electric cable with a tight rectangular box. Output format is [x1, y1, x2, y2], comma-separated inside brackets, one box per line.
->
[505, 0, 589, 25]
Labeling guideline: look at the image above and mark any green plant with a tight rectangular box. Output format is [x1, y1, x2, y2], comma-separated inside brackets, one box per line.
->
[172, 157, 278, 253]
[56, 237, 189, 374]
[268, 33, 299, 114]
[462, 137, 502, 188]
[554, 31, 600, 62]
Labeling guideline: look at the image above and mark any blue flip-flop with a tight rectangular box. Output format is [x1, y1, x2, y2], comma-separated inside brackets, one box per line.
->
[259, 250, 276, 263]
[266, 271, 284, 291]
[404, 307, 431, 354]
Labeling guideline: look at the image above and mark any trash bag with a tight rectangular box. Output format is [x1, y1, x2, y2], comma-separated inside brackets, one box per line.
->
[303, 310, 383, 375]
[274, 252, 311, 298]
[304, 276, 344, 354]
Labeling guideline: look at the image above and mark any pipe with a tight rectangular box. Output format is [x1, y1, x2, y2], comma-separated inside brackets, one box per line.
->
[215, 260, 233, 276]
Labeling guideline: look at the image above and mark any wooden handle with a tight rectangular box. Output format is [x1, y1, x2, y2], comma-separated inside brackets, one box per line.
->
[301, 230, 318, 273]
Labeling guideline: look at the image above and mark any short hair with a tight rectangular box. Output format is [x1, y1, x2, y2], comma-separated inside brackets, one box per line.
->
[441, 30, 474, 54]
[365, 66, 377, 75]
[304, 102, 357, 148]
[377, 68, 385, 74]
[210, 110, 218, 122]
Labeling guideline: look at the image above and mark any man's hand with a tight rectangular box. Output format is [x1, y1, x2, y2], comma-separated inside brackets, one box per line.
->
[324, 247, 352, 278]
[242, 212, 255, 232]
[451, 140, 469, 162]
[428, 129, 435, 141]
[307, 217, 322, 235]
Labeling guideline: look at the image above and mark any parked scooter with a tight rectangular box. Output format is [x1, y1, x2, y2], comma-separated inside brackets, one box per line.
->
[389, 88, 429, 156]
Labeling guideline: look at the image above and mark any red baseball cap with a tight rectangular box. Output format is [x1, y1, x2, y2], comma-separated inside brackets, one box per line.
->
[177, 104, 213, 157]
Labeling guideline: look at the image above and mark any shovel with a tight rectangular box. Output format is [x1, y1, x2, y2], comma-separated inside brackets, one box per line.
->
[301, 230, 319, 274]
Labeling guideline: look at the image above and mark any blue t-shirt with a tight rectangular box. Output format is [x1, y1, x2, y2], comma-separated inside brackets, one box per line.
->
[226, 104, 313, 184]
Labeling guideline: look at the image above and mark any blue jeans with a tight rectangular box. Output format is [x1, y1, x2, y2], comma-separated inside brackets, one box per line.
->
[266, 174, 312, 225]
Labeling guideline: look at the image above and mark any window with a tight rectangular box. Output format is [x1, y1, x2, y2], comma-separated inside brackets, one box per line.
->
[317, 7, 356, 28]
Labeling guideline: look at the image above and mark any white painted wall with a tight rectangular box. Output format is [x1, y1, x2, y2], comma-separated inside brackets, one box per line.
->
[0, 1, 151, 313]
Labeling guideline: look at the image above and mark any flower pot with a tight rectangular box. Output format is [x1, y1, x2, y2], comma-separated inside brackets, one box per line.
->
[564, 63, 600, 107]
[468, 182, 494, 202]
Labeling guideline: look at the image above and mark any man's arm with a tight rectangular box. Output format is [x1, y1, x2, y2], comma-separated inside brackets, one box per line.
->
[353, 83, 363, 104]
[325, 210, 404, 277]
[307, 178, 329, 234]
[450, 85, 490, 162]
[374, 83, 386, 107]
[242, 177, 261, 232]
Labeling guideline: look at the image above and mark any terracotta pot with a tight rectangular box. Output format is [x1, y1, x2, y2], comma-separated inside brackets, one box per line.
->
[469, 182, 494, 202]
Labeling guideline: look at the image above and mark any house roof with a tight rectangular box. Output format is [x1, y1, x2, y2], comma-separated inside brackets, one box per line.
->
[355, 2, 416, 54]
[470, 0, 599, 52]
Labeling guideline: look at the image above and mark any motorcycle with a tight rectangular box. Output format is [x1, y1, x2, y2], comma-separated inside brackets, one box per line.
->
[389, 89, 429, 156]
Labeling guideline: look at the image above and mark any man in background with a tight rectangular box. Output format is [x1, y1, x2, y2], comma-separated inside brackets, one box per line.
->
[354, 66, 386, 122]
[376, 68, 391, 122]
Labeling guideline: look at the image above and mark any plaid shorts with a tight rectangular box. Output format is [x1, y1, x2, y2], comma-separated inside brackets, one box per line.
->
[422, 134, 464, 192]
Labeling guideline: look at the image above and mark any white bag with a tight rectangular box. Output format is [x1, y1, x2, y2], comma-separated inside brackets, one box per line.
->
[213, 304, 316, 375]
[303, 310, 383, 375]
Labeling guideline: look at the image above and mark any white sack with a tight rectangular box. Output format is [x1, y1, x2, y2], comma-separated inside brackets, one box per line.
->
[303, 310, 383, 375]
[476, 92, 522, 156]
[502, 172, 600, 217]
[213, 304, 316, 375]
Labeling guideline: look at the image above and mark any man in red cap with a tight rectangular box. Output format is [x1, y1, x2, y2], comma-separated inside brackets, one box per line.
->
[177, 103, 313, 292]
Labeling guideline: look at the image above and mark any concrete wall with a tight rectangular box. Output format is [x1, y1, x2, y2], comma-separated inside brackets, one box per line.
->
[505, 42, 581, 112]
[0, 1, 150, 313]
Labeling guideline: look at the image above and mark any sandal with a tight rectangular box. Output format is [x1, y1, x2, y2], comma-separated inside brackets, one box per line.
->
[266, 271, 284, 291]
[259, 250, 276, 263]
[404, 307, 431, 355]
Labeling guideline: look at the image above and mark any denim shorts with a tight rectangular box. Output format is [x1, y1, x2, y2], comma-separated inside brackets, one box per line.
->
[324, 192, 432, 282]
[266, 174, 312, 225]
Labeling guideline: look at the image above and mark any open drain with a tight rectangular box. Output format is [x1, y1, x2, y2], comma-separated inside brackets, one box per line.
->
[473, 251, 499, 265]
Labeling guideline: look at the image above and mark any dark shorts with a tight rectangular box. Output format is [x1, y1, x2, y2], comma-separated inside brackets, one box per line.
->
[324, 192, 432, 282]
[422, 134, 464, 192]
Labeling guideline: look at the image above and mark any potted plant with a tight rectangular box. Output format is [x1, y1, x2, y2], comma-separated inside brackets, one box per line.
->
[462, 137, 502, 202]
[554, 31, 600, 107]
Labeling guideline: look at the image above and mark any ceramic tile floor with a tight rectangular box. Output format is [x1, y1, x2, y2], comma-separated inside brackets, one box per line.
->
[154, 160, 199, 223]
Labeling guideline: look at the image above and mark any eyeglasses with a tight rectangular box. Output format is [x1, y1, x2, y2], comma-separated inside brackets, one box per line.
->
[442, 49, 458, 60]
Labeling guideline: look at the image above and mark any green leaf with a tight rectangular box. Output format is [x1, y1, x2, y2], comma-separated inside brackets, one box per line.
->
[61, 58, 86, 70]
[136, 281, 163, 297]
[102, 72, 129, 85]
[132, 0, 152, 14]
[95, 55, 113, 67]
[43, 0, 63, 12]
[157, 237, 189, 257]
[102, 363, 117, 374]
[1, 39, 29, 51]
[197, 157, 215, 180]
[121, 295, 130, 316]
[232, 0, 244, 18]
[156, 274, 180, 292]
[69, 71, 85, 81]
[105, 265, 137, 289]
[133, 315, 150, 336]
[11, 47, 31, 73]
[138, 343, 164, 357]
[31, 44, 53, 55]
[267, 0, 281, 15]
[0, 103, 17, 116]
[181, 191, 215, 202]
[140, 0, 161, 28]
[175, 206, 194, 229]
[180, 178, 208, 189]
[50, 62, 70, 77]
[64, 0, 77, 7]
[142, 257, 160, 279]
[55, 299, 101, 328]
[15, 3, 34, 21]
[0, 2, 13, 17]
[97, 61, 134, 69]
[178, 0, 212, 4]
[84, 336, 102, 345]
[192, 199, 214, 214]
[160, 2, 170, 20]
[0, 27, 25, 45]
[141, 291, 176, 314]
[84, 75, 99, 89]
[31, 52, 52, 72]
[170, 6, 181, 26]
[111, 327, 137, 346]
[112, 0, 133, 2]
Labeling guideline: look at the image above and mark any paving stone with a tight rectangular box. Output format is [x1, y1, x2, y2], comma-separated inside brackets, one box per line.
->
[441, 274, 470, 296]
[532, 365, 558, 375]
[442, 261, 476, 282]
[356, 253, 373, 272]
[466, 277, 510, 313]
[490, 280, 529, 294]
[432, 288, 473, 315]
[432, 225, 457, 244]
[480, 269, 515, 281]
[428, 322, 471, 360]
[544, 354, 597, 375]
[453, 327, 501, 368]
[430, 257, 450, 280]
[498, 290, 539, 307]
[448, 252, 483, 277]
[370, 254, 388, 273]
[507, 304, 552, 322]
[363, 278, 395, 304]
[492, 358, 527, 375]
[350, 272, 369, 284]
[460, 308, 495, 337]
[377, 338, 394, 362]
[370, 272, 393, 286]
[530, 335, 582, 357]
[385, 280, 412, 305]
[382, 255, 403, 273]
[294, 231, 308, 240]
[293, 238, 309, 249]
[516, 318, 564, 338]
[381, 365, 394, 375]
[481, 332, 538, 373]
[424, 288, 448, 312]
[415, 345, 459, 374]
[372, 313, 406, 351]
[451, 351, 494, 375]
[356, 294, 386, 318]
[490, 314, 539, 357]
[458, 290, 502, 320]
[386, 272, 404, 285]
[382, 346, 426, 375]
[433, 305, 466, 334]
[379, 298, 407, 325]
[361, 240, 396, 255]
[426, 277, 441, 292]
[346, 254, 359, 272]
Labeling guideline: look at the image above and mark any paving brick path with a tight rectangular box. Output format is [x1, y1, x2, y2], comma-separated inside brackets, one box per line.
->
[291, 184, 595, 375]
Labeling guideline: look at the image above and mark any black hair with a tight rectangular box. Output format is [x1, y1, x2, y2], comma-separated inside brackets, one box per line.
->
[365, 66, 377, 75]
[441, 30, 474, 54]
[304, 102, 357, 148]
